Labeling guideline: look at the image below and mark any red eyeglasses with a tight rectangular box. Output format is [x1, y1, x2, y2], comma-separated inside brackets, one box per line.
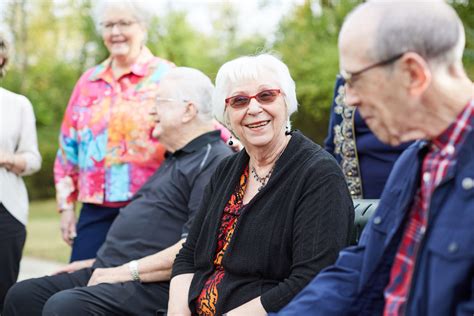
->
[225, 89, 281, 109]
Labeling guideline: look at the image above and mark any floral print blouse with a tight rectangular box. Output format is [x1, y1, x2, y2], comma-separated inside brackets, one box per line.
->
[54, 48, 175, 211]
[196, 166, 249, 315]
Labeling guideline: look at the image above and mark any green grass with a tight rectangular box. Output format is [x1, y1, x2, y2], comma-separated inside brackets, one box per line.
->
[24, 199, 70, 263]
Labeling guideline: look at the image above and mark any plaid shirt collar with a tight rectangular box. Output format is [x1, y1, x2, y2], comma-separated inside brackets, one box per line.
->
[430, 99, 474, 158]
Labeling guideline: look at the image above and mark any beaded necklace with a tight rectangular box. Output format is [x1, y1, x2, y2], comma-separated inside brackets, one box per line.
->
[250, 139, 288, 191]
[251, 165, 274, 191]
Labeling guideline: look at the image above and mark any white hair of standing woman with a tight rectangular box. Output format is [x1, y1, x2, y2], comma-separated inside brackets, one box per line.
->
[212, 53, 298, 130]
[92, 0, 156, 34]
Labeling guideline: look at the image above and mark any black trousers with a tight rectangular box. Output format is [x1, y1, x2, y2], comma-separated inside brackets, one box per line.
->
[0, 203, 26, 312]
[3, 267, 169, 315]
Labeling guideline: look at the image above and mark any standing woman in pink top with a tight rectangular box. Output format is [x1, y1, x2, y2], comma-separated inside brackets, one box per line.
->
[0, 32, 42, 310]
[53, 0, 175, 262]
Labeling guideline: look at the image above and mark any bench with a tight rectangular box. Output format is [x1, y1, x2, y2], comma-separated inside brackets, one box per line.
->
[351, 199, 379, 245]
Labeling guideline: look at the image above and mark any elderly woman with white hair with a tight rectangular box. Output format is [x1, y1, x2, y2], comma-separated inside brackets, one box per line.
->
[169, 54, 354, 315]
[0, 32, 41, 311]
[53, 0, 175, 261]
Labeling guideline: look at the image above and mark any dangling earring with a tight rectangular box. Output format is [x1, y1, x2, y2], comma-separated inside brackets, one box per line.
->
[285, 125, 291, 136]
[227, 135, 234, 146]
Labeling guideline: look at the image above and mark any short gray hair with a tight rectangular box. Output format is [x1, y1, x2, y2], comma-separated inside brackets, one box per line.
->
[92, 0, 155, 34]
[213, 53, 298, 129]
[359, 1, 465, 66]
[0, 32, 9, 77]
[162, 67, 214, 122]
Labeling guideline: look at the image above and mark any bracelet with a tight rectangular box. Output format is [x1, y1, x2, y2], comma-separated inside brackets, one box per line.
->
[128, 260, 141, 282]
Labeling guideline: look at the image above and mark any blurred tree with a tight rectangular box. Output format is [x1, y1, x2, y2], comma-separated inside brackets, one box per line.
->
[148, 10, 220, 75]
[4, 0, 28, 91]
[2, 0, 100, 199]
[0, 0, 472, 199]
[274, 0, 474, 143]
[452, 0, 474, 76]
[75, 0, 109, 73]
[208, 2, 268, 77]
[274, 0, 361, 142]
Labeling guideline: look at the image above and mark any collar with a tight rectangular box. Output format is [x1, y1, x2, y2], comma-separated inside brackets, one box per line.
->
[88, 47, 155, 82]
[166, 130, 222, 158]
[431, 99, 474, 155]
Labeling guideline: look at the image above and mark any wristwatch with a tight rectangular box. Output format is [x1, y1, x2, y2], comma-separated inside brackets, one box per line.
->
[128, 260, 141, 282]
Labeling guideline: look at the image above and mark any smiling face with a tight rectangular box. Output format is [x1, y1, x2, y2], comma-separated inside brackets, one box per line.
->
[100, 7, 146, 60]
[225, 74, 288, 151]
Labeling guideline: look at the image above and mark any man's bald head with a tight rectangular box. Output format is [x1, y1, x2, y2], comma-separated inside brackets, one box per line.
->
[337, 1, 472, 147]
[339, 3, 380, 65]
[339, 0, 465, 67]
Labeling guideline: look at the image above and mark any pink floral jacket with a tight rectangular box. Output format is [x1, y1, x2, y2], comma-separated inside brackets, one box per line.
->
[54, 48, 176, 211]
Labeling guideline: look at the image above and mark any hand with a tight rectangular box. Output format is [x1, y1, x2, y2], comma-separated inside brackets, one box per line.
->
[52, 258, 95, 275]
[87, 265, 130, 287]
[60, 209, 77, 246]
[0, 151, 14, 169]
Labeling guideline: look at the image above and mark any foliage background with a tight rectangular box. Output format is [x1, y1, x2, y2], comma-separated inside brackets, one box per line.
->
[1, 0, 473, 201]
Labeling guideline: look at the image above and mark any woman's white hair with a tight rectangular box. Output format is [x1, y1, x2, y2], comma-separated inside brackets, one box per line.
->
[212, 53, 298, 130]
[92, 0, 155, 34]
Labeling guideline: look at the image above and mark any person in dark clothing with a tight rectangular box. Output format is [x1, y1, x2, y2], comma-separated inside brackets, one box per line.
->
[2, 67, 233, 316]
[324, 76, 411, 199]
[275, 1, 474, 315]
[168, 54, 354, 316]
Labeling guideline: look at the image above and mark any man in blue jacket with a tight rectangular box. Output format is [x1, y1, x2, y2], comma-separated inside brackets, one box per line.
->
[275, 1, 474, 315]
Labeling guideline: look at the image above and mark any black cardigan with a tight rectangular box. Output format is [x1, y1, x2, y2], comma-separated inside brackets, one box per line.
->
[172, 131, 354, 314]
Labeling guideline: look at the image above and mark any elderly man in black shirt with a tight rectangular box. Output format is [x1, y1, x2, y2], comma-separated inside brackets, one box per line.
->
[3, 67, 233, 316]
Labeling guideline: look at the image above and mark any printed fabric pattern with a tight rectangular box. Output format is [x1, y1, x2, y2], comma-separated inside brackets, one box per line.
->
[196, 166, 249, 316]
[332, 83, 363, 198]
[54, 48, 175, 210]
[383, 100, 474, 315]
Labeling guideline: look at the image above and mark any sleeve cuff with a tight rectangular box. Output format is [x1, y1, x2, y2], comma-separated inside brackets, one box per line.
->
[171, 265, 196, 279]
[260, 287, 290, 313]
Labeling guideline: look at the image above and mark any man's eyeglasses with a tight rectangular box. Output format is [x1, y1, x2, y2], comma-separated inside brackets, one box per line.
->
[340, 53, 405, 87]
[155, 97, 189, 104]
[225, 89, 281, 109]
[100, 20, 138, 32]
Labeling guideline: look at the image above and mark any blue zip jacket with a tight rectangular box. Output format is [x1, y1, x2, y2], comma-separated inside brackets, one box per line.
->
[274, 127, 474, 316]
